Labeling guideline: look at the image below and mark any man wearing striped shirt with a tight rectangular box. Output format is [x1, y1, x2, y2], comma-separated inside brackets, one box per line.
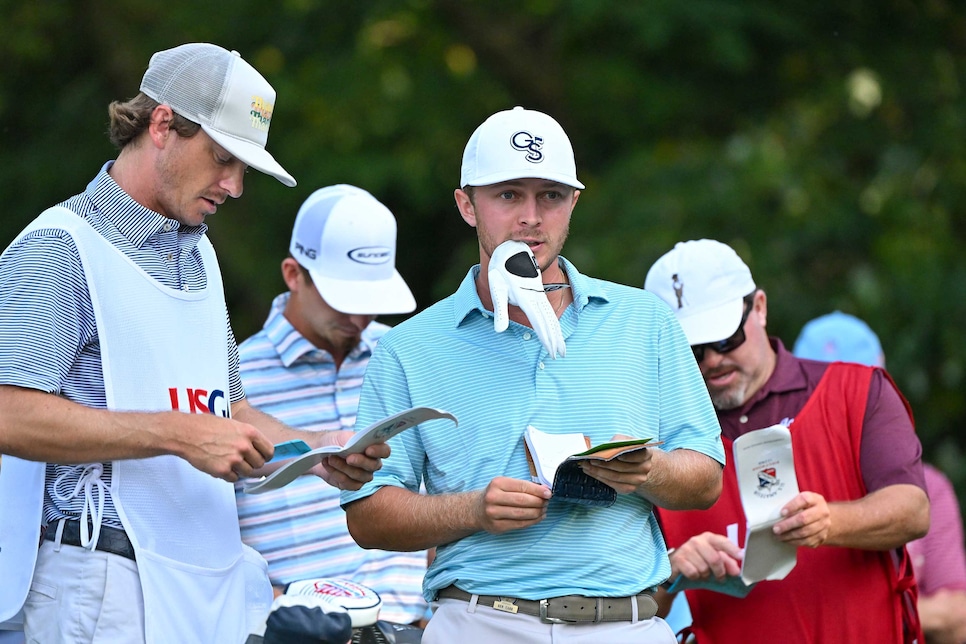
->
[235, 184, 429, 625]
[0, 44, 386, 643]
[342, 107, 725, 643]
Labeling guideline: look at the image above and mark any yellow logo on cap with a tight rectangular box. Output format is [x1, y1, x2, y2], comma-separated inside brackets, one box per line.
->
[250, 96, 273, 132]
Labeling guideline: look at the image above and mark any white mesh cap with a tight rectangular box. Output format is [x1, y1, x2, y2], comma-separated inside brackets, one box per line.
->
[140, 43, 296, 187]
[644, 239, 757, 345]
[289, 185, 416, 315]
[460, 106, 585, 189]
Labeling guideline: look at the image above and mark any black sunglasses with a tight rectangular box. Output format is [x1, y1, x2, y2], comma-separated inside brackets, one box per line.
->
[691, 294, 755, 363]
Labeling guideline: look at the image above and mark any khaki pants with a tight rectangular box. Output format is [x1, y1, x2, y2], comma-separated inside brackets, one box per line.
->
[425, 597, 677, 644]
[23, 540, 145, 644]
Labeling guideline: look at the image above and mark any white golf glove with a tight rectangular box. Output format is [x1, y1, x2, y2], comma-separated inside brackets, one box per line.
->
[488, 240, 566, 359]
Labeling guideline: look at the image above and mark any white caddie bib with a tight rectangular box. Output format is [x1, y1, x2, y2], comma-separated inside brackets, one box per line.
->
[0, 207, 252, 642]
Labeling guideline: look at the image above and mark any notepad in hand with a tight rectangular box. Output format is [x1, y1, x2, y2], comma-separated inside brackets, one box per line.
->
[523, 425, 659, 507]
[733, 424, 800, 584]
[244, 406, 457, 494]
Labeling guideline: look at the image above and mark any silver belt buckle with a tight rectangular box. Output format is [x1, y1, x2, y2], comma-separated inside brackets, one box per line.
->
[539, 598, 575, 624]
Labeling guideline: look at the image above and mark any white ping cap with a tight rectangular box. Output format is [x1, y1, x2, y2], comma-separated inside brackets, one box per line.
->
[289, 185, 415, 315]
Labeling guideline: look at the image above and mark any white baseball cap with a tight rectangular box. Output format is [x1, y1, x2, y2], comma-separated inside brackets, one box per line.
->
[644, 239, 757, 345]
[460, 106, 585, 189]
[289, 185, 416, 315]
[140, 43, 296, 187]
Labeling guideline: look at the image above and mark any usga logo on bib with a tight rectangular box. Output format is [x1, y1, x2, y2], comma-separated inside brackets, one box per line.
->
[168, 387, 229, 417]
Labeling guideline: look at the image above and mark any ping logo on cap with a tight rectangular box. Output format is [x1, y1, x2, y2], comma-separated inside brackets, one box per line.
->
[250, 95, 273, 132]
[348, 246, 392, 265]
[293, 241, 318, 260]
[510, 131, 545, 163]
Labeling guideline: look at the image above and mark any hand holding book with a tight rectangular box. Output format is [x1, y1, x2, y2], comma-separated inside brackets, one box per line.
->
[523, 425, 661, 507]
[244, 407, 457, 494]
[664, 424, 799, 596]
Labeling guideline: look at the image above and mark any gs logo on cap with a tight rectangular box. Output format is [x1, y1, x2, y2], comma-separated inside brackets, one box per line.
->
[510, 131, 544, 163]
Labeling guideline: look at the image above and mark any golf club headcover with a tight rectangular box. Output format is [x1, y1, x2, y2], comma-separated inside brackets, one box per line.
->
[284, 578, 382, 628]
[261, 594, 352, 644]
[487, 240, 566, 359]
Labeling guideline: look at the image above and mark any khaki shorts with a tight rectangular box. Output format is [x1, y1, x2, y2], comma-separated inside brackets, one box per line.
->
[24, 540, 145, 643]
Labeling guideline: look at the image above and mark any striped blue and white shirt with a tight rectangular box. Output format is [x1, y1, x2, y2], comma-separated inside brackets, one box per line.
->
[343, 259, 725, 602]
[0, 162, 243, 530]
[235, 293, 428, 623]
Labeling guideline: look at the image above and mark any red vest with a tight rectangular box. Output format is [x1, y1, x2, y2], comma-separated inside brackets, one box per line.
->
[659, 364, 921, 644]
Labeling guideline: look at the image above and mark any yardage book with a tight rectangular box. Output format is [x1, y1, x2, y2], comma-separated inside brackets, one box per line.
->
[664, 424, 799, 596]
[523, 425, 660, 507]
[733, 423, 799, 584]
[243, 406, 457, 494]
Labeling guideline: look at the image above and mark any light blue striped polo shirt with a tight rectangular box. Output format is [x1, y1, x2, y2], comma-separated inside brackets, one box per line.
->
[343, 258, 724, 602]
[235, 293, 428, 623]
[0, 162, 243, 530]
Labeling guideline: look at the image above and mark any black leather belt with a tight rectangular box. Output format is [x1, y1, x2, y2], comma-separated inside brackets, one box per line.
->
[436, 585, 658, 623]
[42, 520, 136, 562]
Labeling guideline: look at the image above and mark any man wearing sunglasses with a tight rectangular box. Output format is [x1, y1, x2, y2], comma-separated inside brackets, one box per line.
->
[643, 239, 928, 644]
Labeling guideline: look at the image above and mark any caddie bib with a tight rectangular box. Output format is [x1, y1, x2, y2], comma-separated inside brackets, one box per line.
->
[659, 364, 920, 643]
[0, 207, 250, 643]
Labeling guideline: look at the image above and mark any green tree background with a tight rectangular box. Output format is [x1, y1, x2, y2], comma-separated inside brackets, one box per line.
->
[3, 1, 964, 495]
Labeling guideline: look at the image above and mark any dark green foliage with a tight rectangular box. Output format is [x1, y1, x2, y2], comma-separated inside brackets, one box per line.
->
[3, 1, 965, 499]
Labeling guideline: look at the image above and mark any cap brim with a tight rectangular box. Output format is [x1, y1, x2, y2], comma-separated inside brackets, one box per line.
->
[465, 169, 584, 190]
[677, 297, 745, 346]
[203, 126, 296, 187]
[308, 269, 416, 315]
